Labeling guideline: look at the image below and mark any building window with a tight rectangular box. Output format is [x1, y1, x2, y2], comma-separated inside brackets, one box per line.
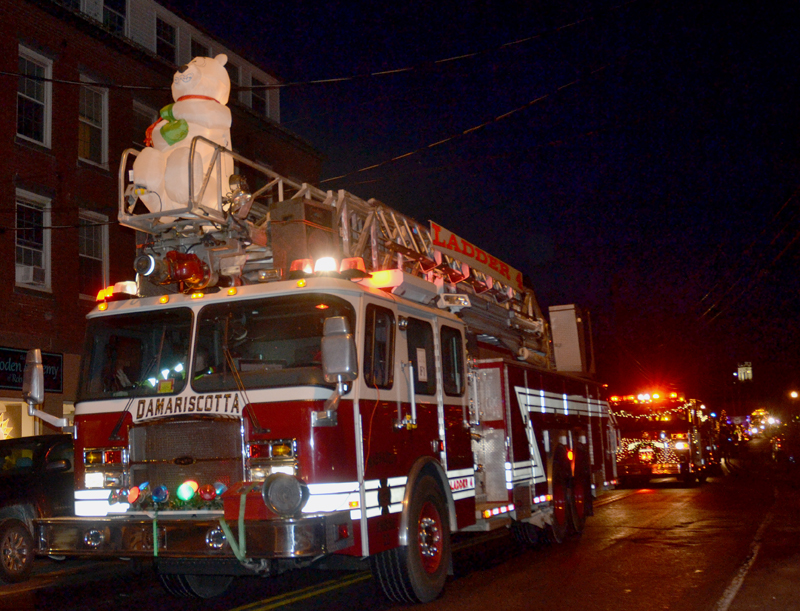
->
[15, 191, 51, 291]
[226, 63, 239, 86]
[17, 47, 52, 147]
[226, 62, 239, 102]
[251, 77, 267, 115]
[79, 81, 107, 165]
[132, 101, 157, 149]
[156, 17, 176, 63]
[191, 38, 210, 59]
[103, 0, 126, 34]
[79, 211, 108, 298]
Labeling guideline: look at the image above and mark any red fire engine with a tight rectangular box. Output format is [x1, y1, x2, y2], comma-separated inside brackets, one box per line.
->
[23, 87, 616, 604]
[611, 392, 716, 487]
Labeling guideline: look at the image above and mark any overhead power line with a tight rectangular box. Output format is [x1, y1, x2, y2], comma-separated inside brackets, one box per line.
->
[0, 0, 642, 92]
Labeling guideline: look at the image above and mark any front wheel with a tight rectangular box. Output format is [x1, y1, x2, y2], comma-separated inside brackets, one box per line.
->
[511, 520, 542, 548]
[158, 572, 233, 598]
[0, 519, 35, 583]
[371, 475, 450, 603]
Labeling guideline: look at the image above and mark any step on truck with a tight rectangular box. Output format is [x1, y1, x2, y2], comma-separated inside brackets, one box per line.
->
[24, 56, 617, 603]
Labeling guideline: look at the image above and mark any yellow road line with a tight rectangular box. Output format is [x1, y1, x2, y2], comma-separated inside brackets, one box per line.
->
[230, 572, 372, 611]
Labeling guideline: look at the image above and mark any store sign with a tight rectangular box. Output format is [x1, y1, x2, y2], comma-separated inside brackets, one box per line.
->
[0, 348, 63, 393]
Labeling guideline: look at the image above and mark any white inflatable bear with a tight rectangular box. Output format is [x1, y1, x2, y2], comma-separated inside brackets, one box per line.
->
[133, 54, 234, 219]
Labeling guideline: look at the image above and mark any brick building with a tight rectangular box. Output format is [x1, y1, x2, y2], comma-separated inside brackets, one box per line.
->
[0, 0, 323, 436]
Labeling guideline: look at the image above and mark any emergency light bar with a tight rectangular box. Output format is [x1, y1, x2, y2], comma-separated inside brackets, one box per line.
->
[357, 269, 438, 304]
[95, 281, 138, 302]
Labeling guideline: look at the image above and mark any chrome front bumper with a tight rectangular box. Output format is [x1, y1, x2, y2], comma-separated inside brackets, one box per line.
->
[35, 511, 353, 559]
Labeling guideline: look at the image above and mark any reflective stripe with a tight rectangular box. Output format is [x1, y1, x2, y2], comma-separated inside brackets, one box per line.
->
[303, 478, 409, 514]
[307, 482, 359, 495]
[447, 468, 473, 478]
[303, 492, 360, 514]
[75, 499, 127, 517]
[304, 480, 361, 514]
[75, 489, 114, 500]
[516, 387, 610, 418]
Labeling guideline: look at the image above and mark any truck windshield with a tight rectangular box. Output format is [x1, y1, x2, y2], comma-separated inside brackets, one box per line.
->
[192, 293, 355, 392]
[77, 308, 192, 401]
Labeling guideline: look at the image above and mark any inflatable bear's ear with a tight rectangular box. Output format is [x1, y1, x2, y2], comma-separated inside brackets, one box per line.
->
[215, 54, 228, 67]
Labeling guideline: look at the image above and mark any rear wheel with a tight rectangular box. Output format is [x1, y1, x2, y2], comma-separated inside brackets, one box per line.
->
[0, 519, 34, 583]
[371, 475, 450, 603]
[570, 450, 591, 534]
[157, 573, 233, 598]
[548, 448, 571, 543]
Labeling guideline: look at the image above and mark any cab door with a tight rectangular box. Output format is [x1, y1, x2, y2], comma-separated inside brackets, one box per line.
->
[393, 311, 440, 458]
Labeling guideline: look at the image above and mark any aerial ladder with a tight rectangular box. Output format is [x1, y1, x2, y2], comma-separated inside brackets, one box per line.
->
[118, 136, 553, 370]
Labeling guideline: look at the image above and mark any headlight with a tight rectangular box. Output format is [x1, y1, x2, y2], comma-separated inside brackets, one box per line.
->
[85, 471, 121, 488]
[248, 439, 298, 481]
[674, 442, 689, 450]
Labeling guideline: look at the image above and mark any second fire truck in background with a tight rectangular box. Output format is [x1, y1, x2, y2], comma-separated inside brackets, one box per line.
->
[612, 392, 717, 486]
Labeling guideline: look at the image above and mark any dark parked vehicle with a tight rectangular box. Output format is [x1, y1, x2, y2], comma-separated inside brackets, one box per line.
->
[771, 422, 800, 469]
[0, 434, 73, 583]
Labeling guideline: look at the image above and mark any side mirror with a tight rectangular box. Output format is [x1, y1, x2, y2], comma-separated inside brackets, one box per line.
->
[321, 317, 358, 384]
[46, 459, 71, 473]
[22, 349, 44, 407]
[317, 317, 358, 424]
[22, 349, 71, 433]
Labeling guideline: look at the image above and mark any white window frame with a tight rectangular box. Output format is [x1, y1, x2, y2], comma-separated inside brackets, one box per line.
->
[190, 37, 210, 59]
[156, 16, 177, 64]
[103, 0, 127, 36]
[132, 100, 157, 149]
[78, 77, 108, 167]
[226, 62, 240, 103]
[78, 209, 109, 300]
[17, 46, 52, 148]
[251, 76, 267, 116]
[15, 189, 51, 293]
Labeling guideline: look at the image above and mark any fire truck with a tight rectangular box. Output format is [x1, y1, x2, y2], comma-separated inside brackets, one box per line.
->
[22, 88, 615, 604]
[611, 392, 714, 487]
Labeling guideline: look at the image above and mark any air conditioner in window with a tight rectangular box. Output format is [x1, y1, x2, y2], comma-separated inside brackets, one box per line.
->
[15, 265, 34, 284]
[15, 265, 44, 285]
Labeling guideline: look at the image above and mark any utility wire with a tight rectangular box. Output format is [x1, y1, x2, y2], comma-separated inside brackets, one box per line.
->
[320, 65, 609, 185]
[0, 0, 642, 92]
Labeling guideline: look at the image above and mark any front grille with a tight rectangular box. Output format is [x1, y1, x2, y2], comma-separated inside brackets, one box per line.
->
[129, 418, 243, 491]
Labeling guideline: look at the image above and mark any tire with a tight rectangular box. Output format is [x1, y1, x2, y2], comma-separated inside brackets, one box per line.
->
[0, 518, 35, 583]
[158, 572, 233, 598]
[511, 520, 542, 548]
[570, 450, 591, 534]
[547, 448, 571, 544]
[371, 475, 450, 603]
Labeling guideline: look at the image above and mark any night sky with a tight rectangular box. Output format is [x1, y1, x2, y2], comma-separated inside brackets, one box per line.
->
[168, 0, 800, 414]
